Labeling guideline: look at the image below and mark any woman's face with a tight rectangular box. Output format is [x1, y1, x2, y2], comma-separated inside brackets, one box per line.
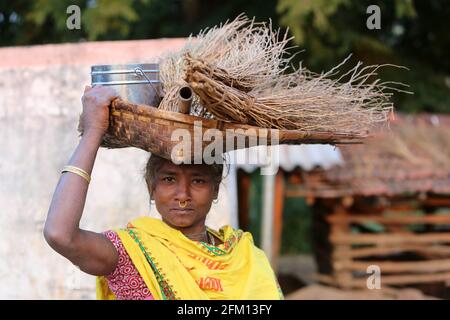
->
[151, 160, 219, 233]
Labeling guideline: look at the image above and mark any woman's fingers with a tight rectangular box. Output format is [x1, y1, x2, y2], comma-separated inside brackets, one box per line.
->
[89, 85, 118, 102]
[104, 87, 119, 101]
[82, 86, 119, 108]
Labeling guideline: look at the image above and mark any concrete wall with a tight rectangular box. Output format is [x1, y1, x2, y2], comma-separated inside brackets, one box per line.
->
[0, 39, 235, 299]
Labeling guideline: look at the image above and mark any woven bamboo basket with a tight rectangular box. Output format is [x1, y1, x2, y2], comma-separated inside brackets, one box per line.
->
[78, 98, 366, 161]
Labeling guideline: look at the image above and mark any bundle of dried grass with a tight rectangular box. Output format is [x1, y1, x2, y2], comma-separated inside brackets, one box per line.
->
[157, 14, 409, 135]
[159, 14, 293, 114]
[184, 54, 408, 133]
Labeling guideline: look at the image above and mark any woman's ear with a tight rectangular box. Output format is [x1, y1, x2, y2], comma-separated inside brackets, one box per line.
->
[147, 184, 154, 200]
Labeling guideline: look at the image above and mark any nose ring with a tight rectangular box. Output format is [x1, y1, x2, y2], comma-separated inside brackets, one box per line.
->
[179, 201, 187, 208]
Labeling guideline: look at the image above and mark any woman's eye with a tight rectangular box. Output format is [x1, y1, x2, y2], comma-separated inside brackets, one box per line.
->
[162, 177, 175, 182]
[192, 179, 206, 184]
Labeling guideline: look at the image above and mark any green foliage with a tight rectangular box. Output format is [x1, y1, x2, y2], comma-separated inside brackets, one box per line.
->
[277, 0, 450, 114]
[12, 0, 143, 42]
[281, 197, 312, 254]
[83, 0, 139, 41]
[277, 0, 352, 44]
[247, 170, 263, 246]
[0, 0, 278, 43]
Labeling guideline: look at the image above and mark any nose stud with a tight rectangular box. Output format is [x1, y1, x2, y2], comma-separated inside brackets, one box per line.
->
[179, 201, 187, 208]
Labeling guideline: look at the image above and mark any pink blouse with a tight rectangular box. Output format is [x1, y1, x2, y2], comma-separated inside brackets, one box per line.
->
[104, 230, 154, 300]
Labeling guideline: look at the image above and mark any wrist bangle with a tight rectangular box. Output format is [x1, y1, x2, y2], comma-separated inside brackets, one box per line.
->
[61, 165, 91, 184]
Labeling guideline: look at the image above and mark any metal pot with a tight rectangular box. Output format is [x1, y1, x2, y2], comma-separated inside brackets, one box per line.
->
[91, 63, 161, 106]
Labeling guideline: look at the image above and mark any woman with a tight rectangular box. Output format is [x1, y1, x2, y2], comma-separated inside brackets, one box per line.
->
[44, 85, 283, 300]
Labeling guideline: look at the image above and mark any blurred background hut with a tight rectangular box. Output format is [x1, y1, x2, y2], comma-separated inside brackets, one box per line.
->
[277, 114, 450, 298]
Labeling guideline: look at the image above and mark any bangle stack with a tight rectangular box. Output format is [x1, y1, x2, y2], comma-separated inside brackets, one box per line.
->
[61, 165, 91, 184]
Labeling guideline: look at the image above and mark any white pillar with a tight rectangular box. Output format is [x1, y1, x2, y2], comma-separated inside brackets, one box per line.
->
[261, 172, 275, 263]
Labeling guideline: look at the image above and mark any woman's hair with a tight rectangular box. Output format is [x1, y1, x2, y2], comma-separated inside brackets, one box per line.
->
[143, 154, 226, 197]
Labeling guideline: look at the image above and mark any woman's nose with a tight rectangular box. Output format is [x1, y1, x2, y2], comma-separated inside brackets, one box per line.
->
[174, 179, 191, 201]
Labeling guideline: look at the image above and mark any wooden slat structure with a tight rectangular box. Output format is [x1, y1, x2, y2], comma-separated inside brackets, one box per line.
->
[285, 114, 450, 296]
[307, 196, 450, 290]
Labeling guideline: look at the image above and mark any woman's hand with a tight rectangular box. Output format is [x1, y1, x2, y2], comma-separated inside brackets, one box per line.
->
[80, 85, 118, 137]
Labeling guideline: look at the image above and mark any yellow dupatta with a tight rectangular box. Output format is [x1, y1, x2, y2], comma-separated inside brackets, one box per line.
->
[97, 216, 283, 300]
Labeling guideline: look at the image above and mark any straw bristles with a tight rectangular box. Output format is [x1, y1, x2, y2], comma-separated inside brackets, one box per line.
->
[184, 54, 405, 132]
[159, 14, 293, 114]
[158, 14, 409, 135]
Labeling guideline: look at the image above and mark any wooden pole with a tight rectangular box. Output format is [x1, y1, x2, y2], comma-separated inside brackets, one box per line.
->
[327, 214, 450, 225]
[271, 170, 285, 271]
[335, 259, 450, 273]
[330, 233, 450, 245]
[346, 272, 450, 287]
[338, 244, 450, 259]
[330, 203, 353, 288]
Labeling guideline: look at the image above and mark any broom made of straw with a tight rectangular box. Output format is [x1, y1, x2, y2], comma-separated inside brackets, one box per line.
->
[184, 54, 396, 133]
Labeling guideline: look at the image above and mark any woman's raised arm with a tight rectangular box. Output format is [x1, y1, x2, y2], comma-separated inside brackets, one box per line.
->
[44, 85, 119, 276]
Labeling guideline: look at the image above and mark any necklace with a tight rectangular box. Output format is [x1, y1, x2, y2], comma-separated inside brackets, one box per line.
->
[207, 230, 216, 246]
[185, 230, 207, 238]
[184, 228, 216, 246]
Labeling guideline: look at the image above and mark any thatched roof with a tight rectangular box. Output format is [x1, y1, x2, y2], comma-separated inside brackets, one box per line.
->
[302, 113, 450, 197]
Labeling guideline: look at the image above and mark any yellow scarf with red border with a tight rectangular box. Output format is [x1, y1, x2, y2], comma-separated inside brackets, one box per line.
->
[96, 217, 283, 300]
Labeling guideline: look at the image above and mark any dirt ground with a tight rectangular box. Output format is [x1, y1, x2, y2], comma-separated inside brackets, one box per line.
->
[278, 254, 441, 300]
[285, 284, 437, 300]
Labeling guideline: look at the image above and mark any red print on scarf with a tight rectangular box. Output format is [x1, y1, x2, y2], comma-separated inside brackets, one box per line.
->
[188, 254, 227, 270]
[196, 277, 224, 292]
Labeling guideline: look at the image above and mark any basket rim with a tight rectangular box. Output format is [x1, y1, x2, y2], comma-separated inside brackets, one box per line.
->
[112, 98, 368, 143]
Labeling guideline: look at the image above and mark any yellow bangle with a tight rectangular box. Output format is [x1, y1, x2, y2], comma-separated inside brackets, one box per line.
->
[61, 165, 91, 184]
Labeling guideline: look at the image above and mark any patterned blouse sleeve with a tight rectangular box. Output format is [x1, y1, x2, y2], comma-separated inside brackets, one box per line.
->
[102, 230, 154, 300]
[103, 230, 127, 280]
